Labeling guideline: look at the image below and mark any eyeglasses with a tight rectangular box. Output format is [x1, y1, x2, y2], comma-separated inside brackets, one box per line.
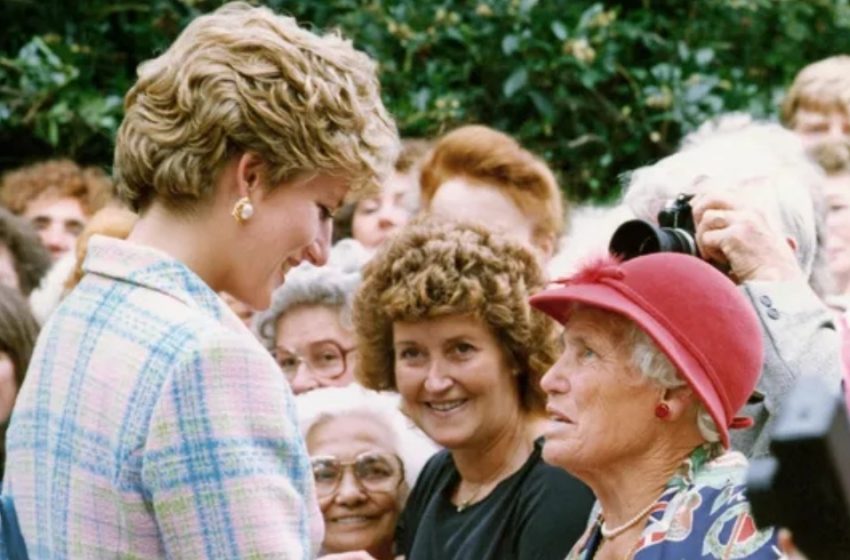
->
[271, 341, 356, 381]
[310, 452, 405, 498]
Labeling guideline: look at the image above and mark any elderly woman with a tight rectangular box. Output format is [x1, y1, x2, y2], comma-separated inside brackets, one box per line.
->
[530, 253, 781, 559]
[3, 2, 398, 557]
[354, 218, 594, 560]
[296, 385, 437, 560]
[255, 239, 368, 394]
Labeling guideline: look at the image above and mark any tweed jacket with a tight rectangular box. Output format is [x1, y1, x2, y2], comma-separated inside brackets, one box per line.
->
[4, 236, 323, 559]
[732, 280, 843, 458]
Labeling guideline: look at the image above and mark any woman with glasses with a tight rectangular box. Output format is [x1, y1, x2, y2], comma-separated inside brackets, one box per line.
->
[255, 239, 368, 394]
[354, 218, 595, 560]
[297, 384, 438, 560]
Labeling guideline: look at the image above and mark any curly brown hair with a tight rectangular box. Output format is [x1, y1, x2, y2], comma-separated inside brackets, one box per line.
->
[353, 218, 561, 414]
[0, 159, 113, 217]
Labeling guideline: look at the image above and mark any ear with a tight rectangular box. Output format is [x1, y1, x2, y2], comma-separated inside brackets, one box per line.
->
[658, 385, 695, 421]
[234, 152, 265, 198]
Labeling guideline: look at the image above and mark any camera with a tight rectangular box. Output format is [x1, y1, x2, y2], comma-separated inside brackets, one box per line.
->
[746, 376, 850, 559]
[609, 193, 699, 260]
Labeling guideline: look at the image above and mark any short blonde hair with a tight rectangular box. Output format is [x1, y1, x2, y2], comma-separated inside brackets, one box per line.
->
[782, 55, 850, 126]
[353, 218, 560, 414]
[0, 159, 113, 216]
[114, 1, 398, 213]
[420, 125, 566, 243]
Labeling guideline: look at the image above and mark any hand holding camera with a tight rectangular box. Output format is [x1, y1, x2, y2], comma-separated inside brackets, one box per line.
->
[610, 188, 803, 284]
[691, 191, 803, 284]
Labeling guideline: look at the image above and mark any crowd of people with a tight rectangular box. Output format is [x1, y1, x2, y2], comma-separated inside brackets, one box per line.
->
[0, 2, 847, 559]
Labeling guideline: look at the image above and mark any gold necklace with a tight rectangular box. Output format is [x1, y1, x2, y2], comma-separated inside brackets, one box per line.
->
[455, 432, 528, 513]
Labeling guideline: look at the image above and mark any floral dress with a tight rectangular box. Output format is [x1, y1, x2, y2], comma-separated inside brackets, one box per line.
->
[566, 444, 782, 559]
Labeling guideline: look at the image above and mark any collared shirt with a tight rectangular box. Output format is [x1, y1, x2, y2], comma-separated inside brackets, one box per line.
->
[566, 445, 781, 560]
[4, 236, 323, 559]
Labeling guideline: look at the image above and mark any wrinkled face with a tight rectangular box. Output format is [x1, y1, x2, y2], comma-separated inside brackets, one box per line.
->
[392, 313, 522, 451]
[0, 244, 20, 292]
[274, 304, 356, 395]
[352, 171, 416, 249]
[307, 414, 405, 557]
[0, 352, 17, 423]
[23, 195, 87, 261]
[229, 174, 349, 310]
[793, 108, 850, 150]
[824, 176, 850, 289]
[540, 307, 659, 475]
[428, 177, 540, 254]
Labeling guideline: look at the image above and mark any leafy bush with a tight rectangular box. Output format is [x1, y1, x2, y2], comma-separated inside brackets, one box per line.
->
[2, 0, 850, 203]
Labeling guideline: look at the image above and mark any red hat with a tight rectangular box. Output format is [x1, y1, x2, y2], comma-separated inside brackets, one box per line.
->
[529, 253, 764, 448]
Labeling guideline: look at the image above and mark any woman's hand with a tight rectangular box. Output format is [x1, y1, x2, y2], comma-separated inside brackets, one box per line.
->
[317, 552, 378, 560]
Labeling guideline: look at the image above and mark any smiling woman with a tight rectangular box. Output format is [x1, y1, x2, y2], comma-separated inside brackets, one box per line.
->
[2, 2, 399, 558]
[296, 385, 437, 560]
[354, 218, 594, 560]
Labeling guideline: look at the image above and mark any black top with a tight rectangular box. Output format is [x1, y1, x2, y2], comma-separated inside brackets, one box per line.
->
[396, 437, 595, 560]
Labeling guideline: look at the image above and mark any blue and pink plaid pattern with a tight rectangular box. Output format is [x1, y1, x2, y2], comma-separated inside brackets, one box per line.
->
[4, 236, 323, 559]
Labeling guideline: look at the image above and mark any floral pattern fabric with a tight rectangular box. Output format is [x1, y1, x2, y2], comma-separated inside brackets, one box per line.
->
[566, 445, 782, 559]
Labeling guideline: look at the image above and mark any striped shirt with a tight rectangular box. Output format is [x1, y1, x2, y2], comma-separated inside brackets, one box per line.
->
[4, 235, 323, 558]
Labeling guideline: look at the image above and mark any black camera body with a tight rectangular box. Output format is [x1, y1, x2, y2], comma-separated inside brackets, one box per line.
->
[746, 376, 850, 559]
[609, 193, 700, 260]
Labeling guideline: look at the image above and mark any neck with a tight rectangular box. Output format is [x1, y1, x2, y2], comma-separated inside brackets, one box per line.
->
[452, 412, 535, 484]
[128, 202, 228, 291]
[367, 538, 394, 560]
[584, 436, 700, 530]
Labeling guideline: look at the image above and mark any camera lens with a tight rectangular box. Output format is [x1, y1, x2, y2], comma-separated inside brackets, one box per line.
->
[609, 220, 699, 260]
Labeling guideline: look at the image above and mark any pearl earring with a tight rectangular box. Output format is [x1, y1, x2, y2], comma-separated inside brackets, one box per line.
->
[232, 197, 254, 224]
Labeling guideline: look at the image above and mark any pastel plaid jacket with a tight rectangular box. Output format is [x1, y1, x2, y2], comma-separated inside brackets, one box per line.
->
[4, 236, 323, 559]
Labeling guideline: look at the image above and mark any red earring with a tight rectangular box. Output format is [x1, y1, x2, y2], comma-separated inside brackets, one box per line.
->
[655, 403, 670, 419]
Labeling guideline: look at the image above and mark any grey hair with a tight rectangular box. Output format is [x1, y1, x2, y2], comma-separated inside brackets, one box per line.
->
[623, 114, 823, 280]
[631, 326, 721, 444]
[253, 238, 369, 349]
[295, 384, 440, 488]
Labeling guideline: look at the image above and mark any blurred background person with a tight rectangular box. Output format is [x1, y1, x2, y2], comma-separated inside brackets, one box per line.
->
[0, 285, 39, 480]
[28, 204, 138, 324]
[333, 138, 430, 253]
[532, 253, 780, 559]
[782, 55, 850, 152]
[0, 207, 51, 296]
[419, 124, 566, 267]
[620, 118, 841, 458]
[354, 218, 594, 560]
[297, 384, 438, 560]
[255, 239, 368, 394]
[0, 159, 113, 261]
[3, 3, 399, 558]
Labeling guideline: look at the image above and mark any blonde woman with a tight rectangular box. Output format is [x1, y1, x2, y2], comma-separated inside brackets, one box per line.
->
[3, 2, 398, 558]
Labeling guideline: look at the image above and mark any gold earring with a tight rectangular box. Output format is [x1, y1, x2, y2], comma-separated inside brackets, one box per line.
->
[232, 197, 254, 224]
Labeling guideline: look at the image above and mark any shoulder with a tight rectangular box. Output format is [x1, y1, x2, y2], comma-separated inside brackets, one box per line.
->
[408, 448, 454, 496]
[516, 448, 595, 518]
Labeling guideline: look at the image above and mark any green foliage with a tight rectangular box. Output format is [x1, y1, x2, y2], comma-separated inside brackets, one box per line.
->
[2, 0, 850, 203]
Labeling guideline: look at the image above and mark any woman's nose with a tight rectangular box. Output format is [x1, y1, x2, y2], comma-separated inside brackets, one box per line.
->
[334, 470, 367, 505]
[290, 365, 318, 395]
[423, 363, 453, 393]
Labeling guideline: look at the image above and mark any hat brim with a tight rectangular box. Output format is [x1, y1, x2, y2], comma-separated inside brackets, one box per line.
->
[530, 283, 733, 448]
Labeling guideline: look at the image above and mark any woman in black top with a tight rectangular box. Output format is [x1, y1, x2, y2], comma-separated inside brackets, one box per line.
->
[354, 219, 595, 560]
